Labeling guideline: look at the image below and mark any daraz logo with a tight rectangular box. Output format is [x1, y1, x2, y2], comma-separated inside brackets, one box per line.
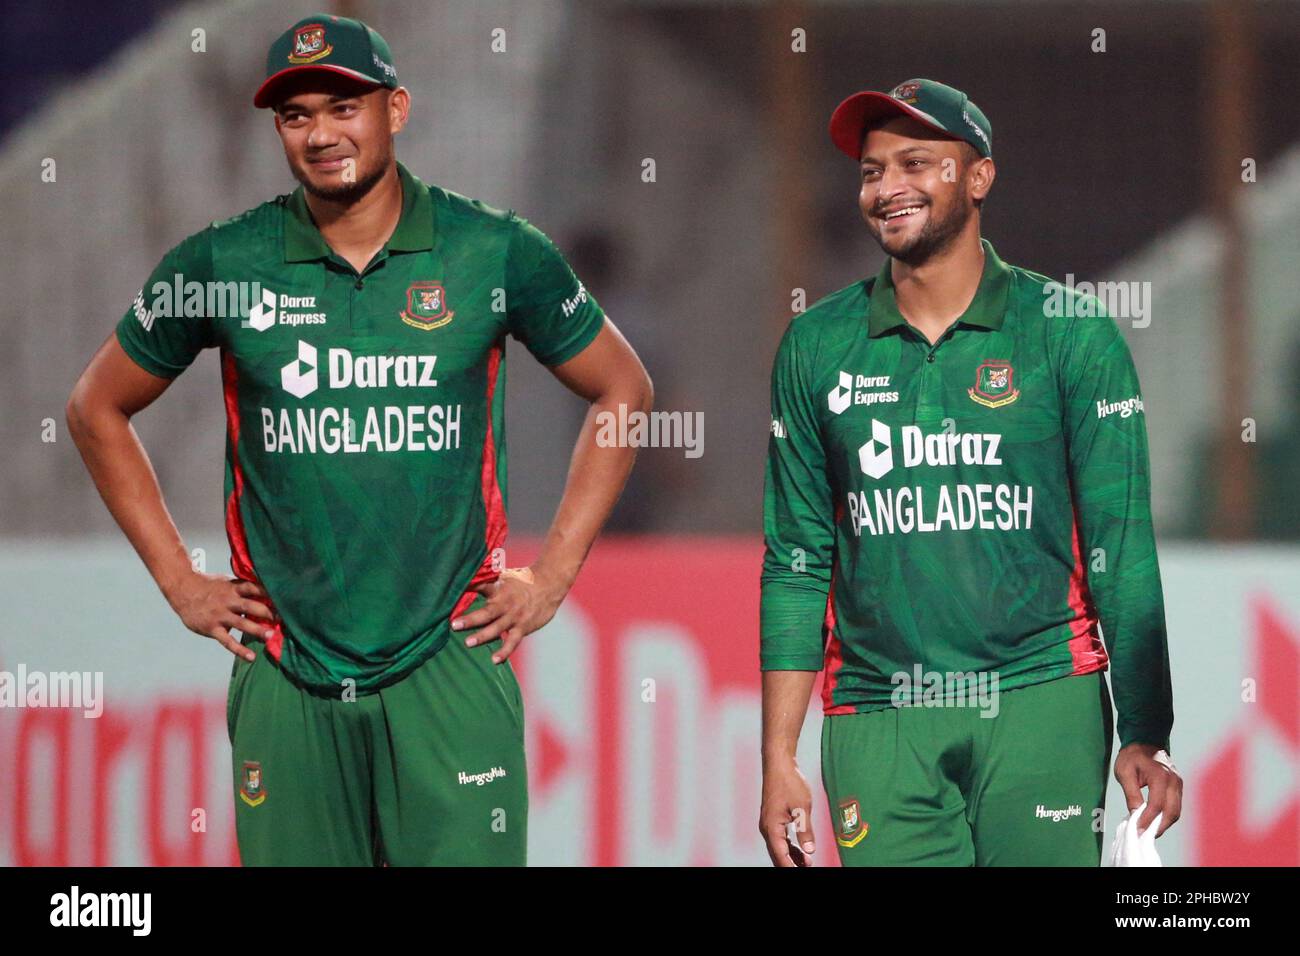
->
[857, 420, 1005, 480]
[281, 341, 318, 398]
[278, 340, 440, 400]
[859, 418, 894, 478]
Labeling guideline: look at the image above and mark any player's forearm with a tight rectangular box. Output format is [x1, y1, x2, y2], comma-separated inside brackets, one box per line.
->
[66, 400, 195, 601]
[1076, 508, 1171, 749]
[1080, 520, 1173, 751]
[531, 383, 652, 594]
[761, 670, 817, 765]
[1074, 483, 1173, 750]
[1101, 606, 1174, 751]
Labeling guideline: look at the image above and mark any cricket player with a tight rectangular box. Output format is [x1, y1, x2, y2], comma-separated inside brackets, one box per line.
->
[66, 14, 651, 866]
[758, 79, 1181, 866]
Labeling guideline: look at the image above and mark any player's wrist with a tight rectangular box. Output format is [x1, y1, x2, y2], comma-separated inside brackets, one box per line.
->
[527, 559, 575, 604]
[156, 559, 201, 609]
[761, 743, 801, 770]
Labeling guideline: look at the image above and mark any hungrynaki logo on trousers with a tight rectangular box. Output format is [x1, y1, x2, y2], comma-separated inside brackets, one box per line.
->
[458, 766, 507, 786]
[1035, 803, 1082, 822]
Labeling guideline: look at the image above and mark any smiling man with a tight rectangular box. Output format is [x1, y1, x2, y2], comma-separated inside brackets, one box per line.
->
[66, 14, 651, 866]
[758, 79, 1179, 866]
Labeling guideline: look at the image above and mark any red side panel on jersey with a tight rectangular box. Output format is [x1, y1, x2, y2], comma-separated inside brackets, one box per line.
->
[821, 537, 856, 715]
[1065, 500, 1108, 675]
[450, 342, 509, 622]
[221, 351, 284, 660]
[820, 571, 854, 714]
[822, 502, 854, 714]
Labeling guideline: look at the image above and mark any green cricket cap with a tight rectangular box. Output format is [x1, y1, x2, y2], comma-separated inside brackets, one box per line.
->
[829, 78, 992, 160]
[253, 14, 398, 109]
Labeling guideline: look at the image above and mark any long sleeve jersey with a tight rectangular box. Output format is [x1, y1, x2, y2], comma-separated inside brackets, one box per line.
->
[760, 240, 1173, 751]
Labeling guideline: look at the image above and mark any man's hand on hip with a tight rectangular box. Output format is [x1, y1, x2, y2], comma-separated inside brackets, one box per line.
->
[166, 571, 274, 662]
[452, 566, 566, 664]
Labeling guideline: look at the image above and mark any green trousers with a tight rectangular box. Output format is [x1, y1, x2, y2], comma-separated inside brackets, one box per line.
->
[821, 672, 1113, 866]
[227, 623, 528, 866]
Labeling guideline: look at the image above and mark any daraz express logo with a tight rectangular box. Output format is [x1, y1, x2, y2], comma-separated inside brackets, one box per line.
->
[279, 340, 438, 399]
[828, 371, 899, 414]
[248, 288, 328, 331]
[857, 419, 1004, 479]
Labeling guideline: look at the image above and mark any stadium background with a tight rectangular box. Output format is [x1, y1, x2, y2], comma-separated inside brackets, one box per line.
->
[2, 0, 1298, 865]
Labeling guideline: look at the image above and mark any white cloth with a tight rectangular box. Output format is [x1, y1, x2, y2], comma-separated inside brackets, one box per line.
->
[1108, 801, 1164, 867]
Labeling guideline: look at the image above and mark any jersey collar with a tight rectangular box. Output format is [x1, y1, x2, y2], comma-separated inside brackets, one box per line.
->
[387, 162, 435, 252]
[866, 238, 1011, 337]
[283, 161, 435, 263]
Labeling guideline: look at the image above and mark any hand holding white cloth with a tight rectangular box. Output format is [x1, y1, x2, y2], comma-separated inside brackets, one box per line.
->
[1108, 801, 1164, 867]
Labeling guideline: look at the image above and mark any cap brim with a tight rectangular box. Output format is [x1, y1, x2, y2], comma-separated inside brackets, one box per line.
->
[253, 64, 384, 108]
[828, 91, 955, 160]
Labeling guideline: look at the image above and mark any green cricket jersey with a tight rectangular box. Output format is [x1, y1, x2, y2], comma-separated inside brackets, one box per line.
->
[760, 240, 1173, 751]
[117, 162, 605, 695]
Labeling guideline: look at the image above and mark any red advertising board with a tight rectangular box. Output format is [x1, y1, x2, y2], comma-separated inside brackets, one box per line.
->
[2, 538, 1297, 867]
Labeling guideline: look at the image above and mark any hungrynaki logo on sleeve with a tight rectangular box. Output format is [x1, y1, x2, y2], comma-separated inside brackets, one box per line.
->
[288, 23, 332, 64]
[968, 360, 1020, 408]
[401, 281, 454, 331]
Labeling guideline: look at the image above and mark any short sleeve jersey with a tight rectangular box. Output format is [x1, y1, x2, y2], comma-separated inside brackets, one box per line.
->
[116, 162, 605, 694]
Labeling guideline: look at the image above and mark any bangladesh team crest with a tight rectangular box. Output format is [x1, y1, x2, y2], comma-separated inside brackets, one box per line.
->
[890, 81, 922, 104]
[401, 282, 455, 331]
[288, 23, 332, 64]
[240, 761, 267, 808]
[968, 360, 1020, 408]
[837, 797, 868, 848]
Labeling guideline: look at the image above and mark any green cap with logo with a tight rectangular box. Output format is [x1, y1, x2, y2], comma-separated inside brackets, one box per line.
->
[829, 78, 992, 160]
[253, 14, 398, 108]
